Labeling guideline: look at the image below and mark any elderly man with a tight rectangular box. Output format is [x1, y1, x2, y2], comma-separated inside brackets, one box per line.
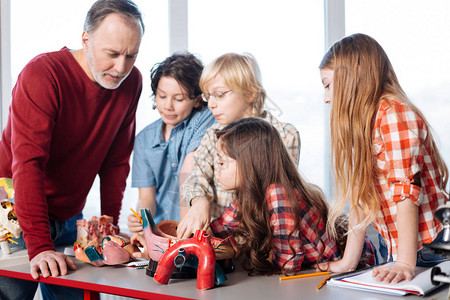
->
[0, 0, 144, 299]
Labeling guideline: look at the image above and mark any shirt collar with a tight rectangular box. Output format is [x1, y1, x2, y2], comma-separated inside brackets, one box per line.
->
[150, 111, 195, 148]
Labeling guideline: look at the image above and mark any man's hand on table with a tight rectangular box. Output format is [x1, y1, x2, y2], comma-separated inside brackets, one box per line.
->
[30, 250, 76, 279]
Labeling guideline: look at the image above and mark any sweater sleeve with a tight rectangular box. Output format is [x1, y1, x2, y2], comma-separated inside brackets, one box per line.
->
[10, 59, 59, 260]
[98, 71, 142, 228]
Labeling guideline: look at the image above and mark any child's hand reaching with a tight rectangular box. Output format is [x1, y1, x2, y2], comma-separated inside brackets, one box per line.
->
[316, 259, 357, 273]
[128, 213, 143, 234]
[130, 233, 149, 260]
[372, 262, 415, 284]
[177, 197, 210, 239]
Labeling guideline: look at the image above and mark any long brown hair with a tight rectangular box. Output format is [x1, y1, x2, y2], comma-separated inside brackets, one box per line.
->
[320, 33, 449, 237]
[215, 118, 327, 275]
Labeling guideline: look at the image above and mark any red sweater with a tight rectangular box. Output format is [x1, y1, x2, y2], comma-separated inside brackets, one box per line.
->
[0, 47, 142, 259]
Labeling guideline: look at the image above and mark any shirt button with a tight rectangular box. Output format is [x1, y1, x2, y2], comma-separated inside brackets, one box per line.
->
[400, 195, 406, 200]
[171, 163, 176, 167]
[403, 178, 410, 184]
[170, 137, 175, 142]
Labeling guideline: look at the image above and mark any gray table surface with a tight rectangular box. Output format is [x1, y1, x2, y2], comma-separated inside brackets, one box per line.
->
[1, 247, 449, 300]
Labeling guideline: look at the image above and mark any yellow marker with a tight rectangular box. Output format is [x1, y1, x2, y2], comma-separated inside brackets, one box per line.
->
[6, 233, 18, 244]
[315, 275, 331, 290]
[130, 208, 143, 224]
[279, 271, 330, 281]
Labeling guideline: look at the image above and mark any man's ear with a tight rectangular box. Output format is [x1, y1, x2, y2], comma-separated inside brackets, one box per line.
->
[81, 31, 89, 50]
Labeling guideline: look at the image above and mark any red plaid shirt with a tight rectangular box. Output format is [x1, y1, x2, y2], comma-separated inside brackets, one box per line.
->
[211, 184, 375, 272]
[372, 99, 447, 260]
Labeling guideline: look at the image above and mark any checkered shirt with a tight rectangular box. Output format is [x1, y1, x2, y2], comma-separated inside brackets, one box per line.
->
[182, 111, 301, 218]
[372, 99, 447, 260]
[211, 184, 376, 272]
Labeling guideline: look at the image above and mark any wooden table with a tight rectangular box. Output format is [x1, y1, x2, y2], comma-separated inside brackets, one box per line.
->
[1, 248, 449, 300]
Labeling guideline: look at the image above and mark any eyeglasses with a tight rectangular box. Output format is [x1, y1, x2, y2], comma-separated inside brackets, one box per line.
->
[201, 90, 232, 102]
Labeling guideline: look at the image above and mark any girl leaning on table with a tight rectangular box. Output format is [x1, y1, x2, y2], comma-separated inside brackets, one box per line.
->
[176, 52, 301, 239]
[209, 117, 376, 275]
[318, 33, 449, 283]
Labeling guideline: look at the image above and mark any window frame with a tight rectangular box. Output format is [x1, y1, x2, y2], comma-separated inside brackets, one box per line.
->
[1, 0, 12, 131]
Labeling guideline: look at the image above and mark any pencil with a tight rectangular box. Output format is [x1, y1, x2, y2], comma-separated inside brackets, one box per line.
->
[315, 275, 331, 290]
[279, 271, 330, 281]
[130, 208, 143, 224]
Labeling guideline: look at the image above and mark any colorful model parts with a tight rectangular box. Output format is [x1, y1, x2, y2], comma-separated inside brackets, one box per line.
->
[0, 178, 14, 200]
[0, 201, 20, 241]
[75, 215, 118, 248]
[74, 235, 140, 266]
[0, 178, 20, 255]
[140, 208, 239, 262]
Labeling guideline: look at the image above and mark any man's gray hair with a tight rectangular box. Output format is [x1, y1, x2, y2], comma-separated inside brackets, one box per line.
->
[83, 0, 144, 33]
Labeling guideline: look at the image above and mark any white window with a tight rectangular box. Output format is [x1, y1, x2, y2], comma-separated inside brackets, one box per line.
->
[189, 0, 327, 190]
[346, 0, 450, 167]
[5, 1, 448, 232]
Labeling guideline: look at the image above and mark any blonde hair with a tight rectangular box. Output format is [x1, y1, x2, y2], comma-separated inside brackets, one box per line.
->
[200, 53, 266, 116]
[320, 33, 449, 238]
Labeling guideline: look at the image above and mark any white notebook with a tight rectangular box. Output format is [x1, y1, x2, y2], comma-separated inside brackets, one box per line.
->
[121, 258, 149, 269]
[328, 261, 450, 296]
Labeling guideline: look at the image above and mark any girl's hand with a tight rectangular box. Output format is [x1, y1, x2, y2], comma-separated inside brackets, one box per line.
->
[177, 197, 210, 239]
[130, 233, 149, 260]
[316, 259, 356, 273]
[127, 213, 143, 234]
[372, 262, 415, 284]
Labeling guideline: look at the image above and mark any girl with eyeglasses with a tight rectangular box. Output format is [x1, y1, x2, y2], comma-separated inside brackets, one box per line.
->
[127, 52, 216, 234]
[177, 52, 300, 239]
[318, 33, 448, 283]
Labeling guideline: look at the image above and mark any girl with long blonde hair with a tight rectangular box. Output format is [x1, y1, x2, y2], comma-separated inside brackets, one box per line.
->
[318, 33, 448, 283]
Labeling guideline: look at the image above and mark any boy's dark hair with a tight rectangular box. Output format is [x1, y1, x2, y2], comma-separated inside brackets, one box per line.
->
[84, 0, 144, 33]
[151, 52, 206, 107]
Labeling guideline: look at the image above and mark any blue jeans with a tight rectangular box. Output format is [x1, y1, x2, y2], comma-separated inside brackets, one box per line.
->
[378, 230, 449, 267]
[0, 213, 84, 300]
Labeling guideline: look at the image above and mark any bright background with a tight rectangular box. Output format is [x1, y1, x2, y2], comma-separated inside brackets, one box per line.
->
[8, 0, 450, 233]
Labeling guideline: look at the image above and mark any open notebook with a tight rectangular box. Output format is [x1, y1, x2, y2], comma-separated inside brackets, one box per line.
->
[328, 261, 450, 296]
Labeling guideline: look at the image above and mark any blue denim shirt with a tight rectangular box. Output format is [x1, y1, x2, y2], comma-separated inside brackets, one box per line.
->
[131, 108, 216, 223]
